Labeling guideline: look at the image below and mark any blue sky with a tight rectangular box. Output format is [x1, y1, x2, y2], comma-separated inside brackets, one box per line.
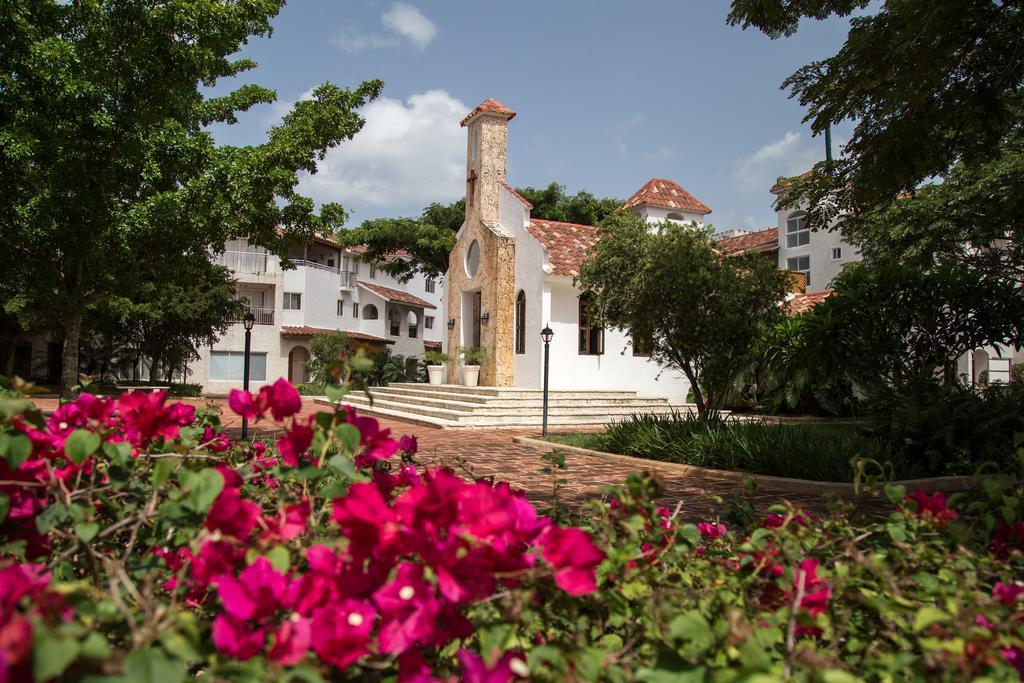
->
[208, 1, 856, 231]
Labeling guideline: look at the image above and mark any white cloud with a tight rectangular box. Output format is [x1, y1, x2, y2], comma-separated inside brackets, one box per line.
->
[647, 146, 678, 161]
[296, 90, 468, 220]
[382, 3, 437, 49]
[333, 2, 436, 53]
[733, 131, 823, 194]
[613, 136, 627, 155]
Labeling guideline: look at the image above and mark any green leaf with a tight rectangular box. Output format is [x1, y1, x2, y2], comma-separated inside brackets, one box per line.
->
[180, 468, 225, 513]
[327, 455, 356, 480]
[102, 440, 133, 466]
[334, 424, 361, 453]
[123, 648, 186, 683]
[0, 493, 8, 525]
[33, 628, 81, 681]
[325, 384, 349, 403]
[0, 431, 32, 469]
[913, 606, 951, 632]
[821, 670, 863, 683]
[152, 458, 178, 488]
[65, 429, 101, 464]
[886, 522, 907, 542]
[667, 611, 714, 658]
[264, 545, 291, 572]
[884, 484, 907, 505]
[75, 521, 100, 543]
[80, 632, 112, 660]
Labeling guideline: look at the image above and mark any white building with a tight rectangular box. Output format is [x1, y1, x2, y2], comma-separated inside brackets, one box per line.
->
[442, 99, 707, 404]
[190, 236, 444, 394]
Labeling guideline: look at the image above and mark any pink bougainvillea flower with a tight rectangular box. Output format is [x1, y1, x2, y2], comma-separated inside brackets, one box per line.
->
[989, 521, 1024, 560]
[373, 563, 444, 654]
[698, 522, 728, 539]
[1002, 647, 1024, 678]
[459, 649, 530, 683]
[228, 389, 263, 421]
[398, 435, 418, 454]
[904, 490, 959, 524]
[332, 483, 401, 561]
[205, 486, 261, 540]
[212, 614, 266, 660]
[258, 378, 303, 422]
[276, 419, 314, 468]
[48, 393, 116, 441]
[261, 498, 310, 542]
[117, 391, 194, 446]
[994, 582, 1024, 606]
[349, 414, 400, 466]
[217, 557, 290, 622]
[202, 426, 231, 453]
[536, 526, 604, 596]
[794, 558, 831, 636]
[268, 615, 311, 665]
[311, 599, 377, 670]
[764, 512, 808, 529]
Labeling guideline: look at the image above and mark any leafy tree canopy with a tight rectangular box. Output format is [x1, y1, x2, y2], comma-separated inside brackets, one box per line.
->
[515, 182, 622, 226]
[728, 0, 1024, 224]
[577, 212, 788, 420]
[0, 0, 382, 390]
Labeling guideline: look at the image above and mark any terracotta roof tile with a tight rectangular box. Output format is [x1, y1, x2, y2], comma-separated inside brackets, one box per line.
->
[499, 180, 533, 209]
[526, 219, 602, 278]
[770, 170, 813, 194]
[280, 327, 394, 344]
[424, 340, 442, 351]
[357, 281, 437, 309]
[787, 290, 834, 315]
[622, 178, 712, 214]
[460, 98, 516, 127]
[717, 228, 779, 256]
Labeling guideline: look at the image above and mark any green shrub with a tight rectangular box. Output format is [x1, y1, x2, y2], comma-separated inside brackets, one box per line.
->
[305, 332, 355, 385]
[460, 345, 488, 366]
[424, 350, 451, 365]
[587, 411, 898, 481]
[294, 383, 326, 396]
[166, 382, 202, 397]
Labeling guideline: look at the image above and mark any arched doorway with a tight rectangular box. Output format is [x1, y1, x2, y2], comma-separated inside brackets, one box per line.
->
[288, 346, 310, 384]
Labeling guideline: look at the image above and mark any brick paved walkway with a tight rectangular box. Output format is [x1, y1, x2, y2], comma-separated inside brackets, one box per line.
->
[31, 395, 861, 520]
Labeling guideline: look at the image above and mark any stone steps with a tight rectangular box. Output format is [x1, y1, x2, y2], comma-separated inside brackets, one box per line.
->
[315, 382, 696, 428]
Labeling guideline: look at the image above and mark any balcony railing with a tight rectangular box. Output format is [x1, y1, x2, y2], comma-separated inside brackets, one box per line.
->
[215, 250, 277, 275]
[340, 270, 357, 288]
[231, 306, 275, 326]
[292, 259, 340, 274]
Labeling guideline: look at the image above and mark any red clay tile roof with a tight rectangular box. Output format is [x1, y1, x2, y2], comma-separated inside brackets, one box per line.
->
[526, 219, 602, 278]
[770, 170, 813, 194]
[460, 99, 516, 127]
[717, 228, 779, 256]
[424, 340, 442, 351]
[787, 290, 833, 315]
[357, 281, 437, 309]
[622, 178, 712, 215]
[280, 327, 394, 344]
[499, 180, 533, 210]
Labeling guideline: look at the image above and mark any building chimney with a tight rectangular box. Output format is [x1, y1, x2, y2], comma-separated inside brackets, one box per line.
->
[460, 98, 516, 225]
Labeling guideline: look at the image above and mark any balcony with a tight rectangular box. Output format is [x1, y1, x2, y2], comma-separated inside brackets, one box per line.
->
[340, 270, 357, 288]
[231, 306, 275, 326]
[215, 250, 277, 275]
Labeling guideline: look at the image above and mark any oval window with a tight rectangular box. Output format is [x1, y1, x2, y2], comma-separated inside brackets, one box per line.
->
[465, 239, 480, 277]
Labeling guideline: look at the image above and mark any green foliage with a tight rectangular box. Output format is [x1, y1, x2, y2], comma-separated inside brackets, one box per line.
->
[338, 216, 457, 282]
[294, 383, 327, 396]
[548, 413, 896, 482]
[459, 346, 488, 366]
[0, 0, 383, 390]
[516, 182, 622, 226]
[305, 332, 355, 386]
[866, 378, 1024, 476]
[423, 350, 451, 365]
[577, 213, 789, 420]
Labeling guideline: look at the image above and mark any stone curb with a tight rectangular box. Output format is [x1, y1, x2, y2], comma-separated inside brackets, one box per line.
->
[513, 436, 1007, 497]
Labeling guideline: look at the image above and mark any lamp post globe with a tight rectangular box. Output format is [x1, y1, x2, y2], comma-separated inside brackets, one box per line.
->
[243, 312, 256, 331]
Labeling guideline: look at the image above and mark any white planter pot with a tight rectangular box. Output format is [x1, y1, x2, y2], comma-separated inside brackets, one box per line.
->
[427, 365, 445, 385]
[461, 365, 480, 387]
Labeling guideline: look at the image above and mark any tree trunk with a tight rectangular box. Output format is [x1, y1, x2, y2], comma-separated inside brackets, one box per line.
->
[148, 352, 161, 385]
[680, 364, 708, 421]
[60, 311, 83, 395]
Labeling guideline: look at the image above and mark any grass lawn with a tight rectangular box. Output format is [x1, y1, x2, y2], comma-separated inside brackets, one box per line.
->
[541, 414, 909, 483]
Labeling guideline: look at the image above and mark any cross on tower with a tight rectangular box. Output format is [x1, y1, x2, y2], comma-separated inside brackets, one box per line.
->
[466, 169, 477, 207]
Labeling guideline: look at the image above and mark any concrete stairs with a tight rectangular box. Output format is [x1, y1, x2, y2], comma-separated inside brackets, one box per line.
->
[314, 383, 695, 428]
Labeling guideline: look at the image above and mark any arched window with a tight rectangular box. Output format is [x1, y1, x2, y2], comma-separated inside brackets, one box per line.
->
[786, 211, 809, 247]
[578, 294, 604, 356]
[666, 212, 685, 221]
[514, 290, 526, 354]
[362, 304, 379, 320]
[407, 310, 419, 339]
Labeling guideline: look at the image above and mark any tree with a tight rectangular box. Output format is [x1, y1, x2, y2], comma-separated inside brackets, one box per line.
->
[728, 1, 1024, 223]
[576, 213, 789, 420]
[516, 182, 622, 226]
[0, 1, 382, 392]
[796, 261, 1024, 389]
[305, 331, 356, 386]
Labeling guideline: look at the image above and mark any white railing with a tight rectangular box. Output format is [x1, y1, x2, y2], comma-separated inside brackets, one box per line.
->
[216, 250, 277, 275]
[232, 305, 275, 325]
[292, 259, 340, 274]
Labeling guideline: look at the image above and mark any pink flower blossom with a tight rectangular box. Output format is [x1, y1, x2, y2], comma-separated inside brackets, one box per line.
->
[261, 499, 310, 542]
[764, 512, 808, 529]
[205, 482, 260, 541]
[268, 616, 311, 665]
[212, 558, 293, 660]
[459, 649, 530, 683]
[994, 582, 1024, 607]
[202, 426, 230, 453]
[228, 389, 262, 421]
[904, 490, 959, 524]
[698, 521, 728, 539]
[349, 414, 400, 466]
[260, 378, 303, 421]
[536, 526, 604, 596]
[373, 563, 447, 654]
[332, 483, 401, 562]
[117, 391, 195, 445]
[794, 558, 830, 636]
[311, 599, 377, 670]
[212, 613, 266, 660]
[399, 435, 418, 454]
[276, 419, 313, 467]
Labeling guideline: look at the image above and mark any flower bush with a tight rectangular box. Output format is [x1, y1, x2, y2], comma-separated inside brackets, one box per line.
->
[1, 376, 1024, 681]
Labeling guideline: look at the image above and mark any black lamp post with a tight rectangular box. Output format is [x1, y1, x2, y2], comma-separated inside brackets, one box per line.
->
[241, 312, 256, 439]
[447, 318, 456, 331]
[540, 325, 554, 436]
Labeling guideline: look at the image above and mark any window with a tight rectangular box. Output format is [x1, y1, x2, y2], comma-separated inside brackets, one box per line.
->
[362, 304, 378, 320]
[514, 290, 526, 354]
[209, 351, 267, 382]
[407, 312, 419, 339]
[389, 310, 401, 337]
[465, 240, 480, 277]
[831, 247, 843, 261]
[786, 255, 811, 287]
[283, 292, 301, 310]
[578, 294, 604, 355]
[352, 303, 359, 318]
[369, 262, 377, 278]
[327, 258, 335, 268]
[425, 316, 434, 330]
[337, 299, 344, 316]
[425, 278, 436, 294]
[786, 211, 810, 248]
[666, 212, 684, 221]
[990, 358, 1012, 384]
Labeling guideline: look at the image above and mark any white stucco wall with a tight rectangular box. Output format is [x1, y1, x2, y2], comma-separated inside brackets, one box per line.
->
[540, 280, 692, 402]
[776, 206, 861, 293]
[638, 205, 706, 226]
[501, 185, 546, 388]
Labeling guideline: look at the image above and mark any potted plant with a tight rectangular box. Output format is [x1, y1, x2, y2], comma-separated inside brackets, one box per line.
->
[423, 350, 451, 385]
[459, 346, 488, 387]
